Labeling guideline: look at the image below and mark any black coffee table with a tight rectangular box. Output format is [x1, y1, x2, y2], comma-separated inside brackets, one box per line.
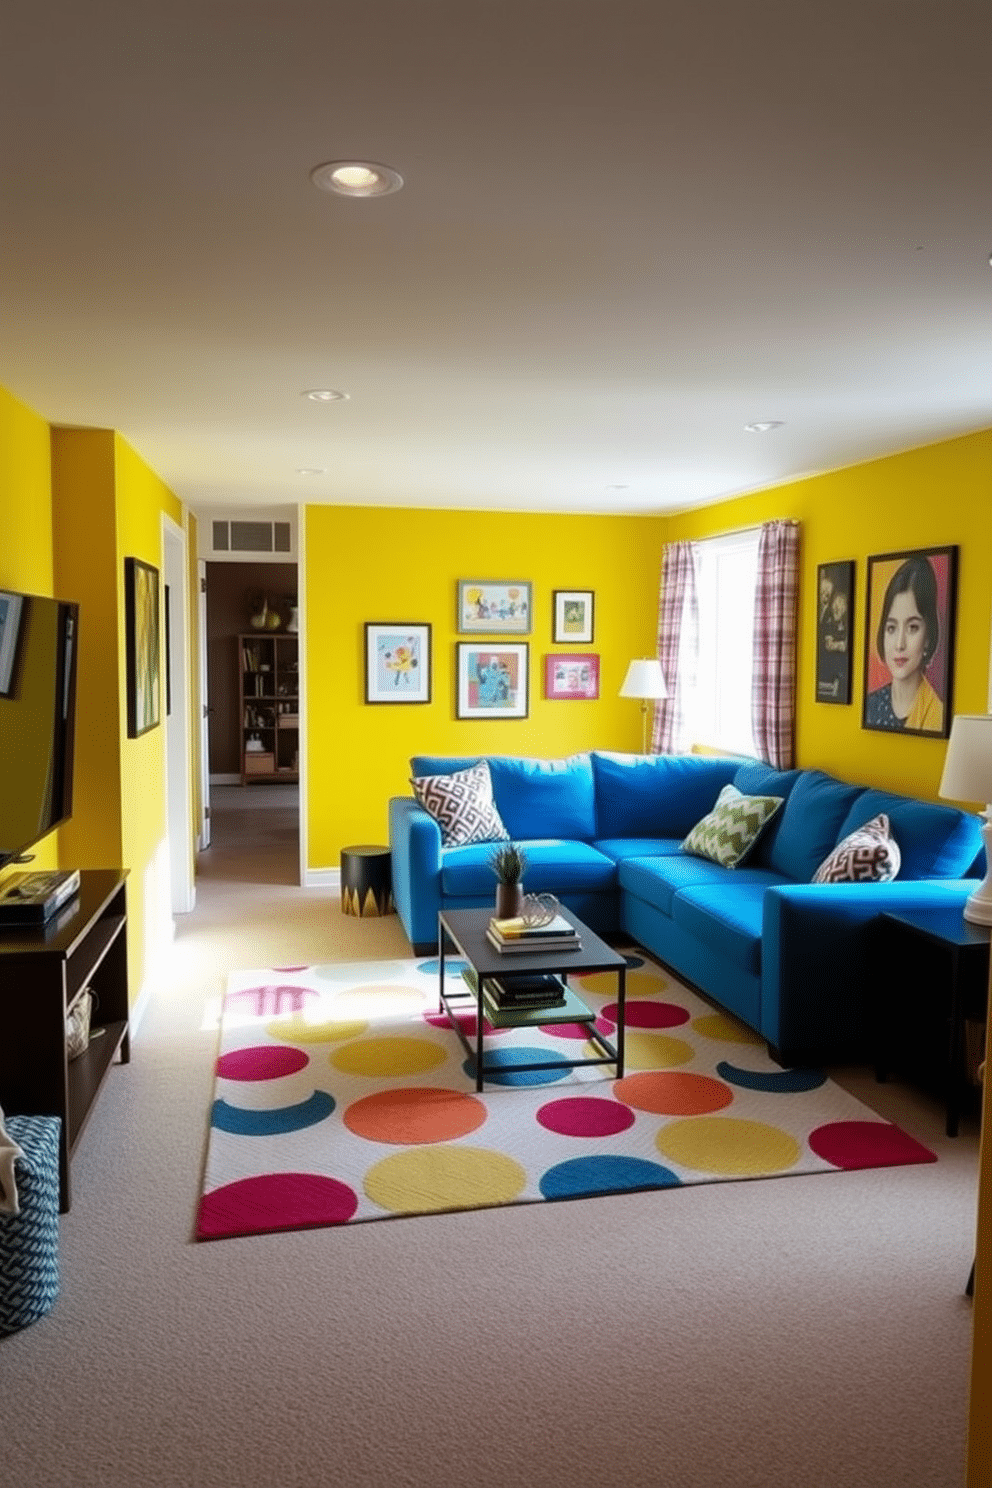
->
[437, 906, 628, 1091]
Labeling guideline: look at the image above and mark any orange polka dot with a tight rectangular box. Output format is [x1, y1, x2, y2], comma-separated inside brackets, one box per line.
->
[344, 1087, 487, 1144]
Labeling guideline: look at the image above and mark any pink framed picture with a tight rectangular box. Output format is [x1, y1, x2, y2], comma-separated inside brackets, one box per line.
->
[545, 653, 600, 700]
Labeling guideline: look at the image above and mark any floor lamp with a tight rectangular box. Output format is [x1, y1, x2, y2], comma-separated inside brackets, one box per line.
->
[619, 658, 668, 755]
[938, 713, 992, 925]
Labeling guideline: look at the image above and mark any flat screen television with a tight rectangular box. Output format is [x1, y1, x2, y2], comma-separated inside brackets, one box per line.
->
[0, 589, 79, 870]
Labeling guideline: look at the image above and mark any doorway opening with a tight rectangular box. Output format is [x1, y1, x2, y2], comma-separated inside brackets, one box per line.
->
[201, 559, 300, 883]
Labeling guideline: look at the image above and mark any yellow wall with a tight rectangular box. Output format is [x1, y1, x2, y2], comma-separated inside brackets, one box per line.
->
[5, 398, 191, 1007]
[113, 434, 183, 873]
[303, 504, 665, 866]
[663, 429, 992, 802]
[51, 429, 124, 868]
[0, 388, 59, 871]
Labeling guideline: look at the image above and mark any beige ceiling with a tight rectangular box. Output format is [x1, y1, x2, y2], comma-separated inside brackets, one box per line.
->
[2, 1, 989, 517]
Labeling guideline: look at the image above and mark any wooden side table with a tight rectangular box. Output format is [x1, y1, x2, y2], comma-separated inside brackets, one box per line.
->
[877, 907, 990, 1137]
[340, 845, 394, 918]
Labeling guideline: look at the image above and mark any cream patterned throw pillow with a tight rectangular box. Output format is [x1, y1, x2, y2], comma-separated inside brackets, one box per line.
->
[681, 784, 783, 869]
[411, 760, 510, 848]
[812, 813, 901, 884]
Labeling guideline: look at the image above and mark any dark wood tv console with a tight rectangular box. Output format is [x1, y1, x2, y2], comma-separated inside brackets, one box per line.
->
[0, 869, 129, 1211]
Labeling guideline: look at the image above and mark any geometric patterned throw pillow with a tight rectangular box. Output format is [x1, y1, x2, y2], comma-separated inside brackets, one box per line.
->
[410, 759, 510, 848]
[681, 783, 784, 869]
[812, 813, 901, 884]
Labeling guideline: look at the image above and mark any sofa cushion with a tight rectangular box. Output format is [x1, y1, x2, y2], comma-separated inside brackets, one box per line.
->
[619, 853, 786, 918]
[590, 752, 739, 839]
[410, 760, 509, 847]
[671, 883, 767, 975]
[813, 813, 902, 884]
[440, 839, 616, 897]
[592, 837, 687, 864]
[486, 755, 597, 841]
[682, 784, 784, 868]
[835, 789, 983, 880]
[762, 770, 863, 882]
[731, 763, 803, 867]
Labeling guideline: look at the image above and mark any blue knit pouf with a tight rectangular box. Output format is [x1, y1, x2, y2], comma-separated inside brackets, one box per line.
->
[0, 1116, 61, 1336]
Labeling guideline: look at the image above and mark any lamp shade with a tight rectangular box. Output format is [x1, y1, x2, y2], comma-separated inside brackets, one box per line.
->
[938, 714, 992, 805]
[619, 659, 668, 700]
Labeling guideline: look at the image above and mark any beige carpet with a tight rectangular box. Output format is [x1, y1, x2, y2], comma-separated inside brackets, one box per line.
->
[0, 784, 981, 1488]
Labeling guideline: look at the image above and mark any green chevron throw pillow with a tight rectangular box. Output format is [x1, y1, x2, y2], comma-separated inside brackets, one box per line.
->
[681, 783, 784, 869]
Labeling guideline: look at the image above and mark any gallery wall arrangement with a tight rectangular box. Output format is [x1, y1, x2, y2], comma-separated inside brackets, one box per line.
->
[362, 579, 600, 717]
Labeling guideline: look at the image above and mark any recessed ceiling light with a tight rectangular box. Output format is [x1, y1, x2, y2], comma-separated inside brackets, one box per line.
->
[744, 421, 784, 434]
[302, 389, 348, 402]
[310, 160, 404, 197]
[296, 467, 325, 476]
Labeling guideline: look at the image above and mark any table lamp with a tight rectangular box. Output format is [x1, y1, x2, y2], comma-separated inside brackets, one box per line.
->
[938, 713, 992, 925]
[619, 658, 668, 755]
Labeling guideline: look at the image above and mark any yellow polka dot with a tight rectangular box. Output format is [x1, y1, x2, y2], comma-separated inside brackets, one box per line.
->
[327, 983, 430, 1019]
[587, 1031, 693, 1070]
[268, 1015, 368, 1044]
[330, 1036, 447, 1077]
[575, 968, 665, 999]
[655, 1117, 801, 1175]
[692, 1012, 763, 1044]
[364, 1146, 527, 1213]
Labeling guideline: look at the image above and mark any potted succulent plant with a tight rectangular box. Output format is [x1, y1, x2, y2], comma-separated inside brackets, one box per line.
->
[489, 842, 527, 919]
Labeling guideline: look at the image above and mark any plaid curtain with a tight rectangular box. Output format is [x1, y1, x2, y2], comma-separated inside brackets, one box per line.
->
[652, 540, 698, 754]
[751, 519, 800, 769]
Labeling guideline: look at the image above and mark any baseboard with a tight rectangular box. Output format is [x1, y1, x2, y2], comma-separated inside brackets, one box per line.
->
[303, 867, 341, 891]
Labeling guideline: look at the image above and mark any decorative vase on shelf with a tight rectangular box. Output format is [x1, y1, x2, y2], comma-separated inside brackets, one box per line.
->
[249, 598, 269, 630]
[286, 605, 299, 634]
[490, 843, 527, 920]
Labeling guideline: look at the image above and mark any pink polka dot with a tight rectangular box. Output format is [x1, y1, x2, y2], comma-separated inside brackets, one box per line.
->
[808, 1121, 937, 1170]
[227, 984, 319, 1016]
[423, 1010, 513, 1037]
[600, 1000, 691, 1029]
[543, 1016, 614, 1040]
[537, 1096, 636, 1137]
[217, 1045, 309, 1081]
[196, 1173, 358, 1238]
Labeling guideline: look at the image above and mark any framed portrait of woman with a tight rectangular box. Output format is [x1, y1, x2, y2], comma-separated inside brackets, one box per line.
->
[861, 545, 957, 738]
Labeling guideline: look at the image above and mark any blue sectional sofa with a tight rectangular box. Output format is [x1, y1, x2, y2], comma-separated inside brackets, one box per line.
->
[389, 752, 984, 1065]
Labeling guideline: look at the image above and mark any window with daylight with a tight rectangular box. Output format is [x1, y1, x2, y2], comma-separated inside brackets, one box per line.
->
[683, 529, 761, 758]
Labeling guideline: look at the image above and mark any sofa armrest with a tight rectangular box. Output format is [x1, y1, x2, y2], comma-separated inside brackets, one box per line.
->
[761, 879, 976, 1064]
[389, 796, 443, 949]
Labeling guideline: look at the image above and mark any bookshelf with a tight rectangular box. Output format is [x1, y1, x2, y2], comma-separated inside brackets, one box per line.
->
[238, 632, 299, 784]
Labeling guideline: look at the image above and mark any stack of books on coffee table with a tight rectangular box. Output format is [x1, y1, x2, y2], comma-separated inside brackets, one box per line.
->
[461, 966, 593, 1027]
[486, 911, 581, 954]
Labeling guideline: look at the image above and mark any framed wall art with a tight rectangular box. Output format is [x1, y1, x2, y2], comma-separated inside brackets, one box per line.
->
[552, 589, 594, 643]
[125, 556, 161, 738]
[456, 642, 528, 719]
[861, 545, 957, 738]
[364, 623, 432, 704]
[456, 580, 531, 634]
[815, 560, 854, 705]
[545, 652, 600, 699]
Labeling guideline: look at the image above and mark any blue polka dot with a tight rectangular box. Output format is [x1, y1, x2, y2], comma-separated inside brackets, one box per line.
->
[539, 1155, 682, 1199]
[465, 1045, 573, 1087]
[716, 1061, 827, 1093]
[211, 1090, 335, 1135]
[417, 958, 468, 977]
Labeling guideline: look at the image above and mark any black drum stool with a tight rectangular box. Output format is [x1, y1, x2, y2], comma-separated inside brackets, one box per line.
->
[340, 844, 394, 918]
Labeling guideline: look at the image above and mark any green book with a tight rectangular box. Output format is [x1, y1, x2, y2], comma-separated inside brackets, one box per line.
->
[480, 982, 594, 1028]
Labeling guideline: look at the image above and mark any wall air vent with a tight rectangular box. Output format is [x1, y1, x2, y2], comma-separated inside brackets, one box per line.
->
[206, 518, 296, 561]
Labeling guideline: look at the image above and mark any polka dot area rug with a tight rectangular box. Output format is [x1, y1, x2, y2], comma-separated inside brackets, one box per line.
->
[195, 951, 935, 1240]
